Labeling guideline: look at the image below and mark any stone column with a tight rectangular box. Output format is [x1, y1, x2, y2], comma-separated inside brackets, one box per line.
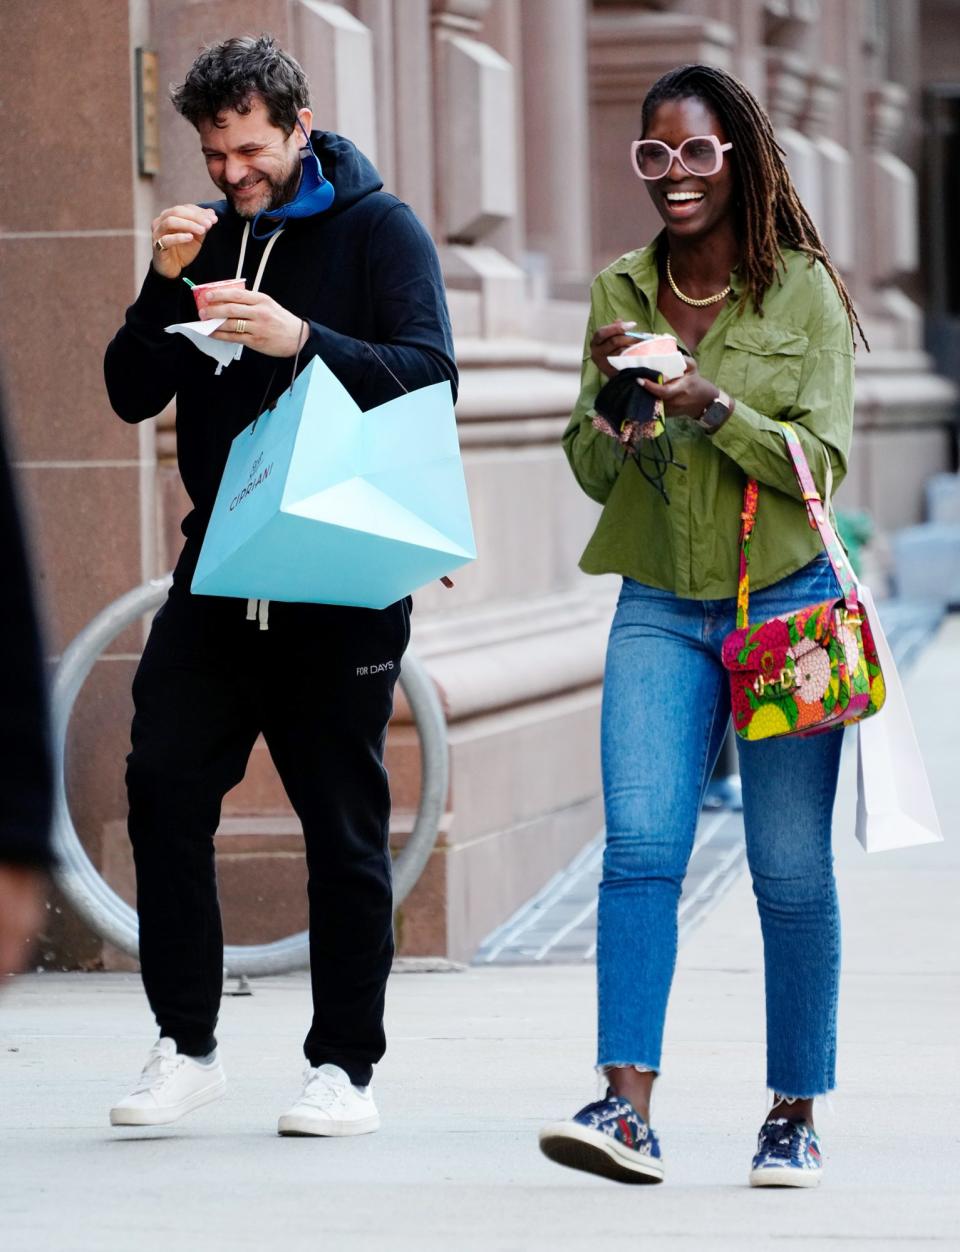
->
[478, 0, 527, 268]
[356, 0, 397, 188]
[722, 0, 770, 102]
[389, 0, 436, 232]
[765, 49, 823, 237]
[372, 0, 617, 961]
[431, 0, 516, 244]
[865, 84, 920, 296]
[833, 0, 871, 317]
[519, 0, 592, 295]
[0, 0, 158, 963]
[293, 1, 379, 163]
[431, 0, 526, 338]
[824, 0, 955, 542]
[802, 66, 854, 274]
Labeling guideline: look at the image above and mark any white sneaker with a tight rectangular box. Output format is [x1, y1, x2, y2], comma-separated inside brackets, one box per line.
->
[277, 1063, 380, 1137]
[110, 1037, 227, 1126]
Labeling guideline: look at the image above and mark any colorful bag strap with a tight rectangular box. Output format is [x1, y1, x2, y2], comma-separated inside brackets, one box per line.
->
[735, 479, 759, 630]
[736, 422, 858, 630]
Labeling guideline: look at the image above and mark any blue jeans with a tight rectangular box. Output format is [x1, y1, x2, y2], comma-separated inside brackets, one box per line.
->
[598, 556, 843, 1098]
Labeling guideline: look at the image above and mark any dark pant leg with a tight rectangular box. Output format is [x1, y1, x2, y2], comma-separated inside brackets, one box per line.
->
[261, 599, 409, 1086]
[127, 590, 260, 1056]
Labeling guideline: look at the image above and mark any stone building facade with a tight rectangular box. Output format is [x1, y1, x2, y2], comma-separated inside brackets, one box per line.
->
[1, 0, 957, 965]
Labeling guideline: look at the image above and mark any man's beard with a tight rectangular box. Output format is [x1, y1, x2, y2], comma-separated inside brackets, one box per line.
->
[221, 160, 302, 220]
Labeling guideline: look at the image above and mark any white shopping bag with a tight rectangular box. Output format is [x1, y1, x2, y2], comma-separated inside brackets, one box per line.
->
[855, 584, 943, 852]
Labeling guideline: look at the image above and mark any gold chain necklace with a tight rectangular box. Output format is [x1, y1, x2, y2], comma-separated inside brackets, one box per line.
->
[666, 254, 731, 308]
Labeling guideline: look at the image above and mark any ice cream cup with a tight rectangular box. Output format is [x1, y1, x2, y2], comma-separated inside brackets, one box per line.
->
[608, 332, 686, 378]
[192, 277, 247, 317]
[620, 334, 678, 357]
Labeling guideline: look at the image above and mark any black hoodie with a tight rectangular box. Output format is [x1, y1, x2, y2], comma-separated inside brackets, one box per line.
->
[104, 131, 458, 586]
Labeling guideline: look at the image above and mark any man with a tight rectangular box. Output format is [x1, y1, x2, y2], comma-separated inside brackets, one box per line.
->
[104, 35, 456, 1135]
[0, 382, 53, 981]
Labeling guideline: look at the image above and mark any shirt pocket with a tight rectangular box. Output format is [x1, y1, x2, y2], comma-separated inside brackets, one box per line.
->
[716, 325, 809, 417]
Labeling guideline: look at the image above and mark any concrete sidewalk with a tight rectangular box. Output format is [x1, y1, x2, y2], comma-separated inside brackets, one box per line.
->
[2, 621, 958, 1251]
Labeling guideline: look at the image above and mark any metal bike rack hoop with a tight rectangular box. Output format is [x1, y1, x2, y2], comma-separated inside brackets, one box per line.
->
[51, 576, 449, 976]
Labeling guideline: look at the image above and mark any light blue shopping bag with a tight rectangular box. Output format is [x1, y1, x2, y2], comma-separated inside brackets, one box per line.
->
[191, 356, 476, 608]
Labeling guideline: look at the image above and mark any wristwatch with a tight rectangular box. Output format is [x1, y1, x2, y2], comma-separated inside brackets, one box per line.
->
[697, 389, 734, 434]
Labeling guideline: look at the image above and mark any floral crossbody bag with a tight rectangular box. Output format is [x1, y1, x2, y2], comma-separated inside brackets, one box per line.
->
[721, 423, 886, 741]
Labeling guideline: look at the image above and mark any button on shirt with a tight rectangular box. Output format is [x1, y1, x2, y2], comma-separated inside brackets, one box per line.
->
[562, 240, 856, 599]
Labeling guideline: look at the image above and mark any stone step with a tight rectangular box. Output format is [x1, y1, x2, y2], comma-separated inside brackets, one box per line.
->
[891, 523, 960, 606]
[926, 472, 960, 524]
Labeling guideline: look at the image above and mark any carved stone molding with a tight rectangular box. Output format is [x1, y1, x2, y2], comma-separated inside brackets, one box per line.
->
[588, 12, 734, 105]
[802, 65, 854, 272]
[433, 23, 517, 244]
[865, 82, 919, 286]
[430, 0, 492, 35]
[866, 81, 910, 153]
[765, 48, 822, 233]
[293, 1, 378, 163]
[764, 0, 819, 52]
[440, 245, 527, 337]
[765, 47, 808, 128]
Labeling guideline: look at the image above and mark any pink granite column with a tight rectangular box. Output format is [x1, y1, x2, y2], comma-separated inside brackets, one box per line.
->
[0, 0, 155, 962]
[520, 0, 592, 293]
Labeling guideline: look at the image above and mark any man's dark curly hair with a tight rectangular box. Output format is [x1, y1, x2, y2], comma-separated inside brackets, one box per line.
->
[171, 34, 310, 135]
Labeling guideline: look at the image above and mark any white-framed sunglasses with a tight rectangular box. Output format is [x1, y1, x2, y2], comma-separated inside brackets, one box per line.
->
[630, 135, 733, 181]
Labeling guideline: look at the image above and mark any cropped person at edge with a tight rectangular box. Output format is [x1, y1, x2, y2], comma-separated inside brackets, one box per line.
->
[0, 378, 54, 983]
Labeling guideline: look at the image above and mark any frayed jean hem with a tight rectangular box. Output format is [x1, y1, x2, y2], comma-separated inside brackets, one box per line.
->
[770, 1086, 836, 1103]
[596, 1062, 658, 1075]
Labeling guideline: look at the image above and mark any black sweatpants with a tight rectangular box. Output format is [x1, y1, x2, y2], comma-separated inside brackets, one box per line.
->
[126, 586, 409, 1086]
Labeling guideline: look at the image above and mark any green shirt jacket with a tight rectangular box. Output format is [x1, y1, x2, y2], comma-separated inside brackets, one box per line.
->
[562, 238, 856, 600]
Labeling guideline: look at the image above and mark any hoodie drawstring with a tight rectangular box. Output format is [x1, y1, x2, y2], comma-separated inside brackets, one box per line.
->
[245, 598, 270, 631]
[213, 224, 284, 375]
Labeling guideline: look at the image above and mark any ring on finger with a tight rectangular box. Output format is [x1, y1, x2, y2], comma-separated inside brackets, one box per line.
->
[235, 318, 247, 335]
[154, 238, 165, 252]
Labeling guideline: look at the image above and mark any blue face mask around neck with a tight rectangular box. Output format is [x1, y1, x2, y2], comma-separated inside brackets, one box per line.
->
[250, 120, 335, 240]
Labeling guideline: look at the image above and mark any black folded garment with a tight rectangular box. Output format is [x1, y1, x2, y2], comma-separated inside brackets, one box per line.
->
[590, 367, 685, 504]
[592, 366, 666, 443]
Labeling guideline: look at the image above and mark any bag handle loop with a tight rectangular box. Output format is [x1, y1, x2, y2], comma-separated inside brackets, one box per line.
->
[736, 423, 858, 629]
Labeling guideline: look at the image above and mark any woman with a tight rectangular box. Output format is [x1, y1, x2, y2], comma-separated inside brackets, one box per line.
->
[539, 64, 865, 1188]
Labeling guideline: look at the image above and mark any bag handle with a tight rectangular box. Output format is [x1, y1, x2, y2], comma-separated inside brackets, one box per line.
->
[249, 318, 309, 435]
[736, 422, 858, 629]
[363, 342, 455, 589]
[364, 341, 409, 396]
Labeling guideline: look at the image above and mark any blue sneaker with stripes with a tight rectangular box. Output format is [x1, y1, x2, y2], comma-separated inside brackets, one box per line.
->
[749, 1117, 822, 1187]
[539, 1092, 664, 1184]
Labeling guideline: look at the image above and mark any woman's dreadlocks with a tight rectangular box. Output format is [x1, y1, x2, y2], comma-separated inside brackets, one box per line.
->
[641, 64, 868, 349]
